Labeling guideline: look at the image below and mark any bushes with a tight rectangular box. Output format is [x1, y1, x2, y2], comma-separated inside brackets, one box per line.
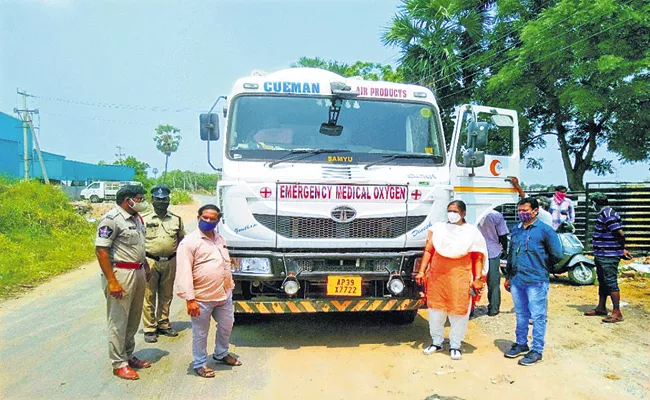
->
[0, 179, 96, 298]
[170, 189, 193, 205]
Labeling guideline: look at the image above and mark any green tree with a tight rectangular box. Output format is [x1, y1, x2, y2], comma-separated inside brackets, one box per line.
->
[486, 0, 650, 189]
[292, 57, 404, 82]
[157, 170, 220, 192]
[382, 0, 502, 144]
[113, 156, 152, 188]
[153, 124, 181, 183]
[383, 0, 650, 189]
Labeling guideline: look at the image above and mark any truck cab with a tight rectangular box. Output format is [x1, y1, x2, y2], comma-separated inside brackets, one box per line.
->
[200, 68, 520, 322]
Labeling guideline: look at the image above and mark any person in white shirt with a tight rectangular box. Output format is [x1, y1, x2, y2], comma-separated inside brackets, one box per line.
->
[535, 196, 553, 227]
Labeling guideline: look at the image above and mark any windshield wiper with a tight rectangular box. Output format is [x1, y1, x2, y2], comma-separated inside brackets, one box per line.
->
[364, 154, 443, 170]
[266, 149, 351, 168]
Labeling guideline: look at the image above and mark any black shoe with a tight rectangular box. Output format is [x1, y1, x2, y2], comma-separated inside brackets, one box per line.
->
[518, 350, 543, 366]
[144, 332, 158, 343]
[156, 327, 178, 337]
[488, 311, 500, 316]
[504, 343, 529, 358]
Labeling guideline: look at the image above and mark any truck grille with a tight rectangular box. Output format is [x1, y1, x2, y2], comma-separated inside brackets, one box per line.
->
[252, 214, 426, 239]
[292, 258, 397, 273]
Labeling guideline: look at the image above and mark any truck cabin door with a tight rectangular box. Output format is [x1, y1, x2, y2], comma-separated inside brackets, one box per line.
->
[449, 105, 520, 224]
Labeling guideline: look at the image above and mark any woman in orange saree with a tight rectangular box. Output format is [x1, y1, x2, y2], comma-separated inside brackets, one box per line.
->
[415, 200, 487, 360]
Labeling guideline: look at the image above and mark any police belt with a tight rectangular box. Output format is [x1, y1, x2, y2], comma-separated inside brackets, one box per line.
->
[146, 252, 176, 262]
[114, 262, 143, 269]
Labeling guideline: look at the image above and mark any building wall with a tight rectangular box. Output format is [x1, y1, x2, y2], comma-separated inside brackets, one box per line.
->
[0, 112, 29, 177]
[0, 111, 134, 182]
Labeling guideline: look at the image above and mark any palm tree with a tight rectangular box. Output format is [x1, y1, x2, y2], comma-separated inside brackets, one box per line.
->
[382, 0, 496, 141]
[153, 124, 181, 183]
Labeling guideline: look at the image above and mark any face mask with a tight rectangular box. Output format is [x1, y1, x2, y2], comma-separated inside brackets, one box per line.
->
[554, 191, 566, 203]
[152, 198, 170, 211]
[198, 219, 218, 232]
[447, 211, 462, 224]
[518, 211, 534, 223]
[128, 199, 149, 213]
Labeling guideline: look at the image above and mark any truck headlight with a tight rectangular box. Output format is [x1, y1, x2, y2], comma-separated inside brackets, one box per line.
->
[282, 276, 300, 296]
[387, 274, 405, 295]
[231, 258, 271, 274]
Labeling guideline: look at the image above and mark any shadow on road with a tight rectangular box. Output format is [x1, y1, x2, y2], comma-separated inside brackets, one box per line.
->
[231, 312, 431, 350]
[171, 320, 192, 333]
[493, 338, 514, 353]
[565, 303, 598, 314]
[133, 348, 170, 364]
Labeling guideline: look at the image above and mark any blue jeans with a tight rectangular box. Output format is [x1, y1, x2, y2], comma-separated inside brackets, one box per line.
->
[510, 280, 549, 354]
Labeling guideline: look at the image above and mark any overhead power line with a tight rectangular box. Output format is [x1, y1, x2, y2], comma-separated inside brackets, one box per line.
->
[410, 0, 635, 94]
[40, 111, 151, 126]
[437, 12, 636, 102]
[33, 94, 198, 113]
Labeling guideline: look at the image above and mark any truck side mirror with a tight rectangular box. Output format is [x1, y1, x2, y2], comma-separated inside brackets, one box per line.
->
[462, 149, 486, 168]
[467, 121, 489, 150]
[200, 113, 220, 141]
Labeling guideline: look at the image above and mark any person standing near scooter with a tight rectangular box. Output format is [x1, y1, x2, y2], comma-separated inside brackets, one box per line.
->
[549, 185, 575, 231]
[584, 193, 632, 323]
[503, 198, 563, 366]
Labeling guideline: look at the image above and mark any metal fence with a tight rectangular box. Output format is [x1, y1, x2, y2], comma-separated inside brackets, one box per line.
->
[585, 182, 650, 255]
[495, 182, 650, 256]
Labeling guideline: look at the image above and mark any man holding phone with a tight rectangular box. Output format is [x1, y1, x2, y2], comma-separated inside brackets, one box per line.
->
[584, 192, 632, 323]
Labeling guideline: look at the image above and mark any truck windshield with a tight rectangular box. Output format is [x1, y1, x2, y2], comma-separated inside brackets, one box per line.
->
[227, 95, 445, 165]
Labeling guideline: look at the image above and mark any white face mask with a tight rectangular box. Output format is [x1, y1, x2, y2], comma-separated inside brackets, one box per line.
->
[447, 211, 462, 224]
[128, 198, 149, 213]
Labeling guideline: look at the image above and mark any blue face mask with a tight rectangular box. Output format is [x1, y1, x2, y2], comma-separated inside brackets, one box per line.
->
[198, 219, 218, 232]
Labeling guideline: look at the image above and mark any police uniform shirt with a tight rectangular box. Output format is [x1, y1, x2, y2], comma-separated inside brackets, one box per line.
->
[141, 210, 185, 257]
[95, 206, 146, 264]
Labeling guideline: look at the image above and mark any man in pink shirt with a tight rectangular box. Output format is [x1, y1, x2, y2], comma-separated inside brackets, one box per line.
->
[175, 204, 243, 378]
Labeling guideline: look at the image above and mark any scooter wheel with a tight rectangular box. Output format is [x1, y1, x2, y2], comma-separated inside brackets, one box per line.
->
[568, 262, 597, 285]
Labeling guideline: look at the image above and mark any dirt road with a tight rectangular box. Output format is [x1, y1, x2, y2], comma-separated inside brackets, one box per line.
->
[1, 200, 649, 400]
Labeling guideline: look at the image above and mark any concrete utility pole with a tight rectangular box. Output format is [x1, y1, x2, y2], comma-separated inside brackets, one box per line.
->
[15, 89, 49, 183]
[18, 90, 30, 180]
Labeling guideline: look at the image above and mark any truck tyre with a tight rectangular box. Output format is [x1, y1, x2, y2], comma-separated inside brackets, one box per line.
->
[386, 310, 418, 324]
[568, 262, 597, 286]
[90, 195, 100, 203]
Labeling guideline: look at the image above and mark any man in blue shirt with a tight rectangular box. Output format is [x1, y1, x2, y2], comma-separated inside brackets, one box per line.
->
[503, 197, 563, 366]
[584, 192, 631, 323]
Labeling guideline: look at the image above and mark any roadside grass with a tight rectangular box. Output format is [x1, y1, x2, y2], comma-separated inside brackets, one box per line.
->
[0, 179, 96, 298]
[170, 189, 193, 205]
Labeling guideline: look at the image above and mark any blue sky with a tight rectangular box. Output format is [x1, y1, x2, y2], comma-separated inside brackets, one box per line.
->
[1, 0, 647, 185]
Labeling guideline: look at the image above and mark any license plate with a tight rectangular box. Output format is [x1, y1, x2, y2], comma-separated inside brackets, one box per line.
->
[326, 276, 362, 297]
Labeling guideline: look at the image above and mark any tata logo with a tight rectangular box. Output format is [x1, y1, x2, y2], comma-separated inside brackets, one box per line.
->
[330, 205, 357, 223]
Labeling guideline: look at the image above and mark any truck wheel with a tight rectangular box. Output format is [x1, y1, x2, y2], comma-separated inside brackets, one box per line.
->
[568, 262, 597, 286]
[90, 195, 100, 203]
[386, 310, 418, 324]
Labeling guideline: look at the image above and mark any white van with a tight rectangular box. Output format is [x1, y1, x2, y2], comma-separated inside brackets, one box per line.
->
[80, 181, 141, 203]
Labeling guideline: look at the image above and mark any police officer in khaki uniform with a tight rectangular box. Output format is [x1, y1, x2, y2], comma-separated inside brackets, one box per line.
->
[141, 185, 185, 343]
[95, 184, 153, 380]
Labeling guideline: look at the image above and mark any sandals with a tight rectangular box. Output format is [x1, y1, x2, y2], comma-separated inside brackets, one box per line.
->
[194, 365, 216, 378]
[584, 309, 608, 316]
[213, 353, 243, 366]
[602, 316, 624, 323]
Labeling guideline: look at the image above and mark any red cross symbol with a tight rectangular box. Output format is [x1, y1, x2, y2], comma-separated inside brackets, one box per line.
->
[260, 187, 272, 198]
[411, 190, 422, 200]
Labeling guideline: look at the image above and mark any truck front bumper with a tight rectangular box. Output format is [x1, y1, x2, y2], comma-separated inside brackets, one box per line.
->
[233, 297, 425, 314]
